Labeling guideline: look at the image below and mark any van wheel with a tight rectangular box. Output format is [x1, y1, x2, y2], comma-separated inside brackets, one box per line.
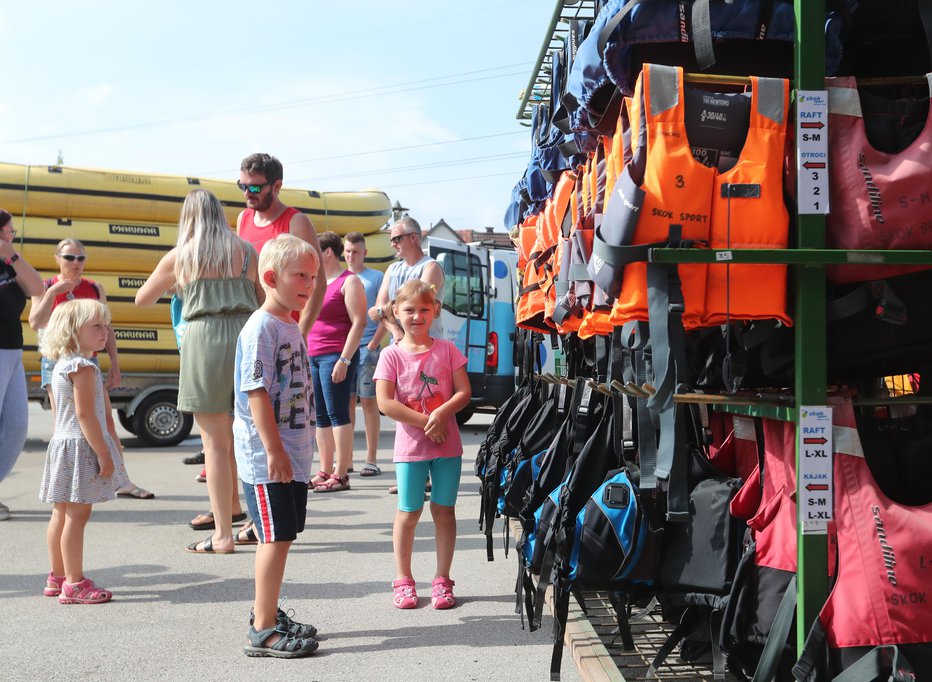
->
[455, 404, 475, 426]
[132, 391, 193, 447]
[117, 409, 136, 435]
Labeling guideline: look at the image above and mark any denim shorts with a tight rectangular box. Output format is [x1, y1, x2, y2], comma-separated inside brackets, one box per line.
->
[310, 350, 359, 428]
[355, 346, 379, 399]
[41, 355, 99, 389]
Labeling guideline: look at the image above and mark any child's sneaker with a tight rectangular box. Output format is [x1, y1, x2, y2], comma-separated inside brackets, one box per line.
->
[392, 577, 418, 609]
[58, 577, 112, 604]
[250, 606, 318, 639]
[43, 572, 65, 597]
[431, 577, 456, 609]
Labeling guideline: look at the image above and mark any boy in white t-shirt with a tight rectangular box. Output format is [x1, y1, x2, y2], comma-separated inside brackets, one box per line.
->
[233, 234, 321, 658]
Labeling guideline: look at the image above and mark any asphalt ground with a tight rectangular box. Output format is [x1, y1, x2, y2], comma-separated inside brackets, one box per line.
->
[0, 403, 581, 682]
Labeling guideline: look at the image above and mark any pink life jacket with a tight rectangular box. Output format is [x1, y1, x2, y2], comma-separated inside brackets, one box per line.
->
[795, 398, 932, 681]
[825, 74, 932, 284]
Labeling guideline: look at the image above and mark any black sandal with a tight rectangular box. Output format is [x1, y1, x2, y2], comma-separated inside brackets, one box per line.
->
[243, 625, 319, 658]
[235, 523, 259, 545]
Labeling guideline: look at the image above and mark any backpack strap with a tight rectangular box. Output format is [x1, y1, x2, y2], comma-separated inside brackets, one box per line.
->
[750, 574, 797, 682]
[832, 645, 917, 682]
[646, 225, 691, 522]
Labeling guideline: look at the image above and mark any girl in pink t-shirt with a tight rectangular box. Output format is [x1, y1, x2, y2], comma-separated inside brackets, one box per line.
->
[373, 280, 470, 610]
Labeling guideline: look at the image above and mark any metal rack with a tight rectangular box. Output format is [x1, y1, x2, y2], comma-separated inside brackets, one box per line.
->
[515, 0, 598, 121]
[515, 0, 932, 675]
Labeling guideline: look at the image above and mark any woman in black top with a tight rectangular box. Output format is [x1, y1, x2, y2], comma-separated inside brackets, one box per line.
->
[0, 209, 45, 520]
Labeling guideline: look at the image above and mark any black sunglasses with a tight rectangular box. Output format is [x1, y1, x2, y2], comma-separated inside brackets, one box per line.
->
[237, 180, 272, 194]
[58, 254, 87, 262]
[390, 233, 414, 245]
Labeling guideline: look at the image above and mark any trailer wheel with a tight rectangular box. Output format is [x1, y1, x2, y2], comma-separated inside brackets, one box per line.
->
[117, 409, 136, 435]
[132, 391, 193, 447]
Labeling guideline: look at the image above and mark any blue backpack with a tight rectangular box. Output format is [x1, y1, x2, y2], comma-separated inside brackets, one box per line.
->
[567, 466, 649, 584]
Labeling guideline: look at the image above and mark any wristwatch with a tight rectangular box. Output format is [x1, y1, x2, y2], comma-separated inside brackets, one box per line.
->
[338, 356, 352, 366]
[376, 305, 384, 319]
[3, 252, 19, 266]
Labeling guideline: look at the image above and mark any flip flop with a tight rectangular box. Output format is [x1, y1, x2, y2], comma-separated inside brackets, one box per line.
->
[360, 463, 381, 477]
[186, 536, 234, 554]
[189, 511, 248, 531]
[117, 486, 155, 500]
[235, 523, 259, 545]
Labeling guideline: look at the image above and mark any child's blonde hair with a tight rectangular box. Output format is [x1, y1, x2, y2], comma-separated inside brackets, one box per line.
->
[393, 279, 438, 307]
[258, 234, 319, 289]
[39, 299, 111, 361]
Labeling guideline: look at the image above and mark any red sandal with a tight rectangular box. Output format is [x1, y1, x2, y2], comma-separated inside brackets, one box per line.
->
[313, 474, 350, 493]
[392, 577, 418, 609]
[431, 577, 456, 609]
[309, 471, 331, 488]
[44, 572, 65, 597]
[59, 577, 112, 604]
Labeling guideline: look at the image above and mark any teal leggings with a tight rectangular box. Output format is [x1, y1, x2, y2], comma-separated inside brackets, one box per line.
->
[395, 456, 462, 512]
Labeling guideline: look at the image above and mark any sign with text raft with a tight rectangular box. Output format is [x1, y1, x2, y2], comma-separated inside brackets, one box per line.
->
[797, 90, 830, 215]
[799, 405, 833, 534]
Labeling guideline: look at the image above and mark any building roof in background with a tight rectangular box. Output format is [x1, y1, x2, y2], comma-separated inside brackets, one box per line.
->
[456, 228, 514, 249]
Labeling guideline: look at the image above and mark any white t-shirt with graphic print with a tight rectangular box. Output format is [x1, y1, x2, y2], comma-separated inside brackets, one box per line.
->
[234, 309, 316, 484]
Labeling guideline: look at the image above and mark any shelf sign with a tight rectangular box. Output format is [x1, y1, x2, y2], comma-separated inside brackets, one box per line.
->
[796, 90, 830, 215]
[799, 405, 833, 534]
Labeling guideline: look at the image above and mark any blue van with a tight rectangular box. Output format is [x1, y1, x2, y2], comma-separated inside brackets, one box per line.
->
[428, 238, 518, 423]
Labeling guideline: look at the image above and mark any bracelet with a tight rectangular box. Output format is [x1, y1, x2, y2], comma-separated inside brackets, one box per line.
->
[3, 252, 19, 266]
[338, 356, 351, 366]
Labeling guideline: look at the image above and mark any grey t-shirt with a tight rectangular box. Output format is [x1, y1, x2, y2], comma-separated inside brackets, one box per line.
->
[234, 309, 315, 484]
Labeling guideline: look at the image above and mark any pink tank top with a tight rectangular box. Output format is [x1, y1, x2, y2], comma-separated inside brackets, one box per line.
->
[239, 206, 300, 255]
[307, 270, 353, 357]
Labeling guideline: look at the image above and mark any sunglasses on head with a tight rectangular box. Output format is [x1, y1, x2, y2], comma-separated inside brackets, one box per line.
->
[58, 254, 87, 262]
[237, 180, 272, 194]
[390, 233, 414, 245]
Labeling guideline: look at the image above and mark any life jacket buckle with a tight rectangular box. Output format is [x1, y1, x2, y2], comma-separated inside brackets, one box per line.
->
[870, 281, 907, 326]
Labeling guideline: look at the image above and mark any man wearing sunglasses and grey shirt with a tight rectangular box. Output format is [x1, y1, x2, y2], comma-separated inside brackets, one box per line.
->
[236, 153, 325, 333]
[367, 216, 445, 347]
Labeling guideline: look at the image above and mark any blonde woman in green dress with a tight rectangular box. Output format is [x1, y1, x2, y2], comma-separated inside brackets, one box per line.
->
[137, 189, 263, 553]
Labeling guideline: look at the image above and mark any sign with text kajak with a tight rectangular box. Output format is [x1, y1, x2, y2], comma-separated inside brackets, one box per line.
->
[799, 405, 833, 534]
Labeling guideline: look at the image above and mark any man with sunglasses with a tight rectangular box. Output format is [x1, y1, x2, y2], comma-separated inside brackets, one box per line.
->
[236, 153, 325, 331]
[368, 217, 445, 345]
[368, 216, 445, 496]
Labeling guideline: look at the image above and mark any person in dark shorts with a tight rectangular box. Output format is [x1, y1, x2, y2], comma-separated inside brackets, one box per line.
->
[233, 235, 320, 658]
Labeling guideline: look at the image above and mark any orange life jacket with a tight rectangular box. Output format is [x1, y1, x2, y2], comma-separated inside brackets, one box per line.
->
[543, 170, 577, 327]
[602, 64, 791, 329]
[577, 137, 617, 339]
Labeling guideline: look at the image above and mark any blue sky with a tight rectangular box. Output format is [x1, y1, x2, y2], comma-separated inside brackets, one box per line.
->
[0, 0, 552, 231]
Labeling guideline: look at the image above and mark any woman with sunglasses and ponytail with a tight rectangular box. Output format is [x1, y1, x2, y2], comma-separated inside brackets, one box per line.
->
[29, 238, 154, 500]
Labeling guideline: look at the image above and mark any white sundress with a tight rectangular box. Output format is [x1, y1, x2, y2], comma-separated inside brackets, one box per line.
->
[39, 355, 130, 504]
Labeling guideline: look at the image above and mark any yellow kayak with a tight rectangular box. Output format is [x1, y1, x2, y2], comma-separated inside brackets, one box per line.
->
[20, 271, 171, 325]
[0, 162, 391, 234]
[15, 217, 396, 273]
[22, 323, 179, 374]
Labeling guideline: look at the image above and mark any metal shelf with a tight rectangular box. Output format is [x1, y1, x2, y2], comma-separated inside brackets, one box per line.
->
[516, 0, 598, 121]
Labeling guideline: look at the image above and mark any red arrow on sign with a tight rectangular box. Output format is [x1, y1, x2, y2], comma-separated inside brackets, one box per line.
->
[803, 437, 828, 445]
[806, 483, 829, 492]
[803, 162, 827, 170]
[800, 121, 825, 129]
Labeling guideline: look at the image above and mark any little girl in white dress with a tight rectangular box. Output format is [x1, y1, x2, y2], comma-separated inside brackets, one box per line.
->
[38, 298, 129, 604]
